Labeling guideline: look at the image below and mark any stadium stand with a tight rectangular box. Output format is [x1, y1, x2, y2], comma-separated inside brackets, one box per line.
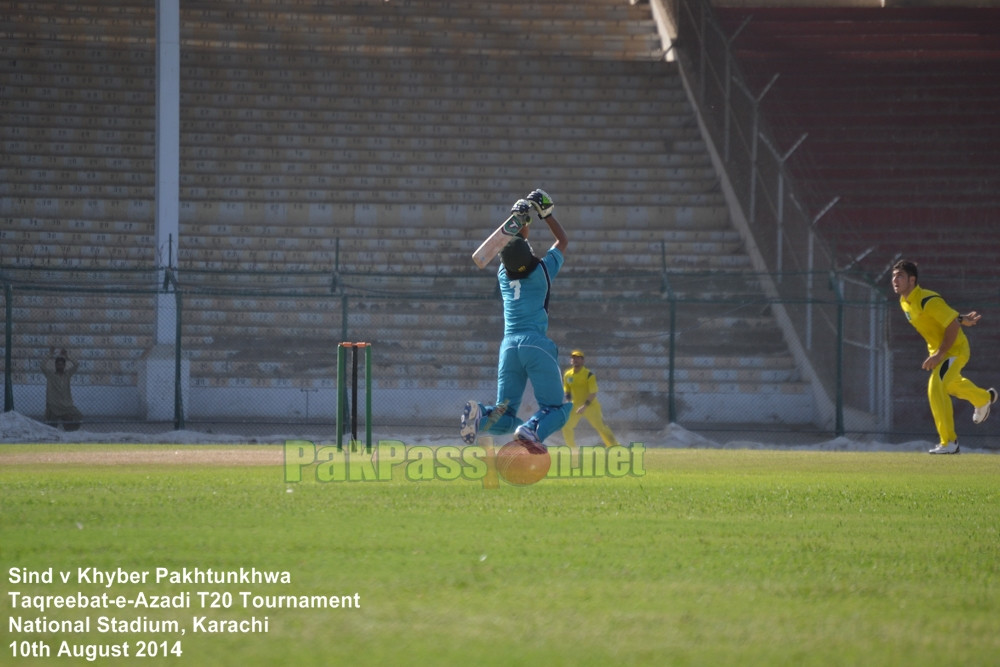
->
[3, 0, 820, 429]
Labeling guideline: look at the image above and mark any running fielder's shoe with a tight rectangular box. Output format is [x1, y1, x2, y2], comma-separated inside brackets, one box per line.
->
[514, 424, 546, 454]
[460, 401, 480, 444]
[972, 387, 998, 424]
[928, 441, 960, 455]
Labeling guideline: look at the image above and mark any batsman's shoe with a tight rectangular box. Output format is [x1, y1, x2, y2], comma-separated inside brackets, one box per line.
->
[460, 401, 481, 444]
[514, 424, 546, 454]
[972, 387, 998, 424]
[928, 441, 960, 455]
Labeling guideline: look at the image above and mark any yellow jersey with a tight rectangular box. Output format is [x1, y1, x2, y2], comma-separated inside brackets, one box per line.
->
[899, 285, 968, 356]
[563, 365, 599, 405]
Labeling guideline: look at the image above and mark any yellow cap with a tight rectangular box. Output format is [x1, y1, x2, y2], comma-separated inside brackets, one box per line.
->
[570, 350, 584, 357]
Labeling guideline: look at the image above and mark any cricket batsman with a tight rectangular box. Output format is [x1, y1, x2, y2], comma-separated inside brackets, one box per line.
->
[461, 189, 573, 451]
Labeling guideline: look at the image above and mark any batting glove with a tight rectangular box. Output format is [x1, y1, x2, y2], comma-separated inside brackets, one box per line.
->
[526, 189, 554, 219]
[510, 199, 533, 227]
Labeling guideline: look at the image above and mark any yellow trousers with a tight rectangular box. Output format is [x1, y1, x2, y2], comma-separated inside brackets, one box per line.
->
[929, 352, 992, 444]
[562, 402, 619, 448]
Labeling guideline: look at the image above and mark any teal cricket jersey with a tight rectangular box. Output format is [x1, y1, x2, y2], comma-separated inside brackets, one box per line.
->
[498, 247, 564, 336]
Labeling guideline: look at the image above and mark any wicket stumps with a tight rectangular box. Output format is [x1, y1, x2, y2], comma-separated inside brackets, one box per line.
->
[337, 342, 372, 451]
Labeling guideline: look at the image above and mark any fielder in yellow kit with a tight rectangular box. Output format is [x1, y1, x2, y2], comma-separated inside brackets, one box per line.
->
[561, 350, 620, 448]
[891, 259, 997, 454]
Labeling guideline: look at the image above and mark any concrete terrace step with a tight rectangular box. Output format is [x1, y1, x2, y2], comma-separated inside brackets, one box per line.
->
[178, 216, 735, 246]
[175, 2, 661, 60]
[2, 201, 729, 230]
[176, 180, 718, 204]
[175, 145, 710, 172]
[179, 94, 684, 120]
[177, 62, 685, 93]
[174, 165, 719, 188]
[179, 50, 675, 79]
[185, 0, 648, 20]
[366, 362, 802, 386]
[175, 190, 727, 209]
[178, 235, 741, 260]
[178, 26, 660, 62]
[178, 63, 685, 97]
[365, 348, 799, 370]
[175, 117, 702, 143]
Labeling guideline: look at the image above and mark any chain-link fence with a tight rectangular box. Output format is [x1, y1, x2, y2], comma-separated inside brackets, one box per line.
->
[2, 265, 893, 444]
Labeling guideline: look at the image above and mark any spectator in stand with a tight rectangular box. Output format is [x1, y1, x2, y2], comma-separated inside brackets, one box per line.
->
[41, 347, 83, 431]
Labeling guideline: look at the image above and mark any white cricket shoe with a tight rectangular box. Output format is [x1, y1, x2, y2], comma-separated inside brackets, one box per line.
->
[460, 401, 480, 444]
[928, 441, 960, 455]
[514, 424, 546, 454]
[972, 387, 998, 424]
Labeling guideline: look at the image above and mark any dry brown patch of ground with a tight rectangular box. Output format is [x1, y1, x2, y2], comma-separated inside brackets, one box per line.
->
[0, 445, 284, 466]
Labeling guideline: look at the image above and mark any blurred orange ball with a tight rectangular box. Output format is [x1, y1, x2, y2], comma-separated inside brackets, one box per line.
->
[496, 440, 551, 486]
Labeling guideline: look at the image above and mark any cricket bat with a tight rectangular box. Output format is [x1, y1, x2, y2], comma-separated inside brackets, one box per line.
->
[471, 213, 529, 269]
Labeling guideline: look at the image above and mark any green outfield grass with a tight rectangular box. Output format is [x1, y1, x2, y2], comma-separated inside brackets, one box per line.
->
[2, 445, 998, 666]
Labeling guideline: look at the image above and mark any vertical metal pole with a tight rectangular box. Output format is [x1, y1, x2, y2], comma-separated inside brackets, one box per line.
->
[749, 102, 759, 227]
[776, 171, 784, 277]
[341, 295, 349, 344]
[154, 0, 180, 350]
[806, 196, 840, 352]
[668, 297, 677, 423]
[869, 285, 878, 414]
[880, 301, 893, 432]
[174, 286, 184, 430]
[698, 0, 708, 103]
[336, 343, 346, 450]
[4, 283, 14, 412]
[723, 49, 732, 162]
[835, 285, 845, 437]
[806, 229, 814, 350]
[364, 343, 373, 451]
[351, 343, 359, 447]
[722, 17, 753, 164]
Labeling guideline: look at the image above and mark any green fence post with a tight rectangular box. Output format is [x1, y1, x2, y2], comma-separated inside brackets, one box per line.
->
[4, 283, 13, 412]
[174, 283, 185, 430]
[661, 264, 677, 424]
[668, 296, 677, 424]
[834, 277, 845, 437]
[341, 294, 349, 344]
[336, 343, 346, 451]
[365, 342, 373, 451]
